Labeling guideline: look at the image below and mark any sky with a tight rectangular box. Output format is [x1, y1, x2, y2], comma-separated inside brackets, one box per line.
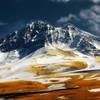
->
[0, 0, 100, 37]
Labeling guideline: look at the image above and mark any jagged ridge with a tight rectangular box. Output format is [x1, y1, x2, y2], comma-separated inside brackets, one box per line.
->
[0, 21, 100, 58]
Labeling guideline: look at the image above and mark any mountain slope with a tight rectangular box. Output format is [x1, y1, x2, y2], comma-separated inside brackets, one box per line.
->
[0, 21, 100, 64]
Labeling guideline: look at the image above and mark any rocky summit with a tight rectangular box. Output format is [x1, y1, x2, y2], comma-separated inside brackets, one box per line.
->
[0, 21, 100, 59]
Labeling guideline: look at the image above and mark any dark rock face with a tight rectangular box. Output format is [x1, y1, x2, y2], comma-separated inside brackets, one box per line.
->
[0, 21, 49, 57]
[0, 21, 100, 58]
[0, 21, 47, 51]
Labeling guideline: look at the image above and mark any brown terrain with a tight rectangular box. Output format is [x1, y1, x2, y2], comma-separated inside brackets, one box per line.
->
[0, 74, 99, 100]
[0, 51, 100, 100]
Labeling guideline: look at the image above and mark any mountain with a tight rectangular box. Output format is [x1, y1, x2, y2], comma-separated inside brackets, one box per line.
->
[0, 21, 99, 84]
[0, 21, 100, 63]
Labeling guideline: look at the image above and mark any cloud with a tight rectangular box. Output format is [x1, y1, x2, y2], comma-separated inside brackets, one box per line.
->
[50, 0, 70, 3]
[79, 5, 100, 34]
[79, 5, 100, 23]
[57, 14, 80, 23]
[57, 5, 100, 35]
[91, 0, 100, 3]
